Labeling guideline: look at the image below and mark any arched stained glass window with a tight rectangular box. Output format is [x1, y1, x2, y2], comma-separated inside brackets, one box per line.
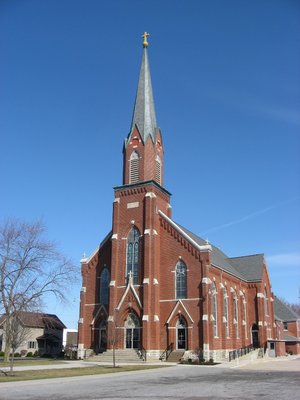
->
[233, 290, 239, 338]
[242, 294, 247, 339]
[175, 260, 187, 299]
[129, 151, 139, 184]
[223, 287, 229, 337]
[99, 268, 110, 305]
[126, 227, 140, 284]
[264, 286, 269, 316]
[212, 282, 218, 337]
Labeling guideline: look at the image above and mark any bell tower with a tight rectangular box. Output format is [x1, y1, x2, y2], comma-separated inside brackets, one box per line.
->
[108, 34, 171, 353]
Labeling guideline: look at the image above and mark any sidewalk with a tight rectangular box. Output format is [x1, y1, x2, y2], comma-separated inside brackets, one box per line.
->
[229, 354, 300, 371]
[1, 355, 299, 373]
[0, 359, 173, 372]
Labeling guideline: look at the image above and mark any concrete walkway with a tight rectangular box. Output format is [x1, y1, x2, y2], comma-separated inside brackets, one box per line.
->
[1, 355, 299, 373]
[230, 354, 300, 371]
[0, 359, 174, 372]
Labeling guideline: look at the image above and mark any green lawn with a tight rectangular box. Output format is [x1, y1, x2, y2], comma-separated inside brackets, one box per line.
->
[0, 365, 166, 382]
[0, 359, 64, 367]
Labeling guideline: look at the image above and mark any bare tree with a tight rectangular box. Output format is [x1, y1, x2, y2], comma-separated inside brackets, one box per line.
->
[108, 308, 122, 368]
[3, 314, 31, 375]
[0, 218, 77, 367]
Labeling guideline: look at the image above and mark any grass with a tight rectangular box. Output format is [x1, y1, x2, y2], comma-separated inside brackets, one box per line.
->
[0, 365, 166, 382]
[0, 359, 64, 367]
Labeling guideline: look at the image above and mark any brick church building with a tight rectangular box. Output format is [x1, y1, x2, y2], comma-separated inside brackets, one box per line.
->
[78, 35, 281, 361]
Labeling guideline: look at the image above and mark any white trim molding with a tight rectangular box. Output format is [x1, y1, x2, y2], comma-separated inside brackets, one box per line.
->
[158, 210, 212, 253]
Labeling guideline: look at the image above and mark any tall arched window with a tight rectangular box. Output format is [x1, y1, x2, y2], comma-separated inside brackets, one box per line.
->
[129, 151, 139, 184]
[223, 287, 229, 337]
[175, 260, 187, 299]
[242, 294, 247, 339]
[212, 282, 218, 337]
[233, 290, 239, 338]
[155, 155, 161, 185]
[99, 268, 110, 305]
[127, 227, 140, 284]
[264, 286, 269, 316]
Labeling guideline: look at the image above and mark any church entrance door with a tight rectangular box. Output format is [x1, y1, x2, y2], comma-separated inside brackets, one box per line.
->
[99, 320, 107, 352]
[176, 317, 187, 350]
[125, 313, 140, 349]
[251, 324, 260, 348]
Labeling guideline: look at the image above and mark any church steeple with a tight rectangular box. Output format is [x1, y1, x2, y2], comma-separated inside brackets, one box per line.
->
[129, 33, 157, 144]
[123, 34, 164, 187]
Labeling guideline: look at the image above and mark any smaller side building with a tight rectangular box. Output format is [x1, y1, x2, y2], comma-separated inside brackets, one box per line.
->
[273, 297, 300, 356]
[0, 312, 66, 357]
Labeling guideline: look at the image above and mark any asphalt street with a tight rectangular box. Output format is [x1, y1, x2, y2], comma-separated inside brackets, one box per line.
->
[1, 357, 300, 400]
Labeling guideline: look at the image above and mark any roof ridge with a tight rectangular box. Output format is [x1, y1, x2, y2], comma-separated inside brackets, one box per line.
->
[229, 253, 264, 260]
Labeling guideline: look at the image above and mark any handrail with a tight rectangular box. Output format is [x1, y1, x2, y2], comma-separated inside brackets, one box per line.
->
[228, 344, 254, 362]
[137, 345, 147, 362]
[159, 343, 174, 361]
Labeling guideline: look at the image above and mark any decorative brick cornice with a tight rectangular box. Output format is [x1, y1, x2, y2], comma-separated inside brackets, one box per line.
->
[114, 180, 171, 199]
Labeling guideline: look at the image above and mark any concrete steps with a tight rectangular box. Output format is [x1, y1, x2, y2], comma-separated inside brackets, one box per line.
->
[166, 351, 184, 363]
[88, 349, 144, 363]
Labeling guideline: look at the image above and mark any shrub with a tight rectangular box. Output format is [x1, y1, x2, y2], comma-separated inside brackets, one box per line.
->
[0, 351, 4, 357]
[14, 352, 20, 358]
[33, 351, 38, 357]
[26, 352, 33, 357]
[41, 353, 52, 358]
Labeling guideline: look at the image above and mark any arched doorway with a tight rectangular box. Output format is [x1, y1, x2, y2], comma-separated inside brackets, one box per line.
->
[99, 320, 107, 352]
[125, 313, 140, 349]
[176, 316, 187, 350]
[251, 324, 260, 348]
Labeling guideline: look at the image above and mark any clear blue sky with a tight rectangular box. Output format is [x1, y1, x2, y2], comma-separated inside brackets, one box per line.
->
[1, 0, 299, 328]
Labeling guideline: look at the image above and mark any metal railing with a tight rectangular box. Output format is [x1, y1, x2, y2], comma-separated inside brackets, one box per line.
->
[137, 345, 147, 362]
[159, 343, 174, 361]
[228, 345, 254, 362]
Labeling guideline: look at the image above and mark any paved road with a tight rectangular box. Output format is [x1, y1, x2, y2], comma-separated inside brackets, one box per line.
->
[1, 358, 299, 400]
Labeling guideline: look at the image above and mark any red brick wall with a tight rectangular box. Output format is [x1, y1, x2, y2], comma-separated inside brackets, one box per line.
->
[78, 180, 275, 358]
[123, 127, 164, 186]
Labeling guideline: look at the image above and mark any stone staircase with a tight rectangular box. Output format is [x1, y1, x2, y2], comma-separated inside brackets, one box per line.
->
[166, 351, 185, 363]
[88, 349, 144, 363]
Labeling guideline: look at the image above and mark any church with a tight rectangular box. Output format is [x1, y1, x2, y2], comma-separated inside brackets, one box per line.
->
[77, 34, 282, 361]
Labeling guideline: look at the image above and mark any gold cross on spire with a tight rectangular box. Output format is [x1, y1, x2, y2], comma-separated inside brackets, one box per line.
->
[142, 32, 150, 48]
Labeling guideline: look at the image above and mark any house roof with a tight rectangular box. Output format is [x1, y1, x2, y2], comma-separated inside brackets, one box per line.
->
[0, 312, 66, 330]
[177, 223, 264, 282]
[274, 297, 300, 322]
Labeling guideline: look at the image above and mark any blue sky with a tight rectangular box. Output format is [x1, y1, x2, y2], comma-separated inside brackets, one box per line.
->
[1, 0, 299, 328]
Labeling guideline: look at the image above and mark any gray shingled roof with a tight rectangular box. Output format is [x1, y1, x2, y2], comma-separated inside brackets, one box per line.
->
[274, 297, 300, 321]
[283, 333, 300, 342]
[177, 223, 264, 282]
[229, 255, 264, 281]
[128, 47, 157, 143]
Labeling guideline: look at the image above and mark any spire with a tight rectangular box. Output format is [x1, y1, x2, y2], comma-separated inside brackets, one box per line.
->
[129, 33, 157, 143]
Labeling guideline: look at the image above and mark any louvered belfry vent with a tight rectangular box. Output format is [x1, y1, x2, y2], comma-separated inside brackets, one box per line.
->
[156, 155, 161, 185]
[130, 151, 140, 183]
